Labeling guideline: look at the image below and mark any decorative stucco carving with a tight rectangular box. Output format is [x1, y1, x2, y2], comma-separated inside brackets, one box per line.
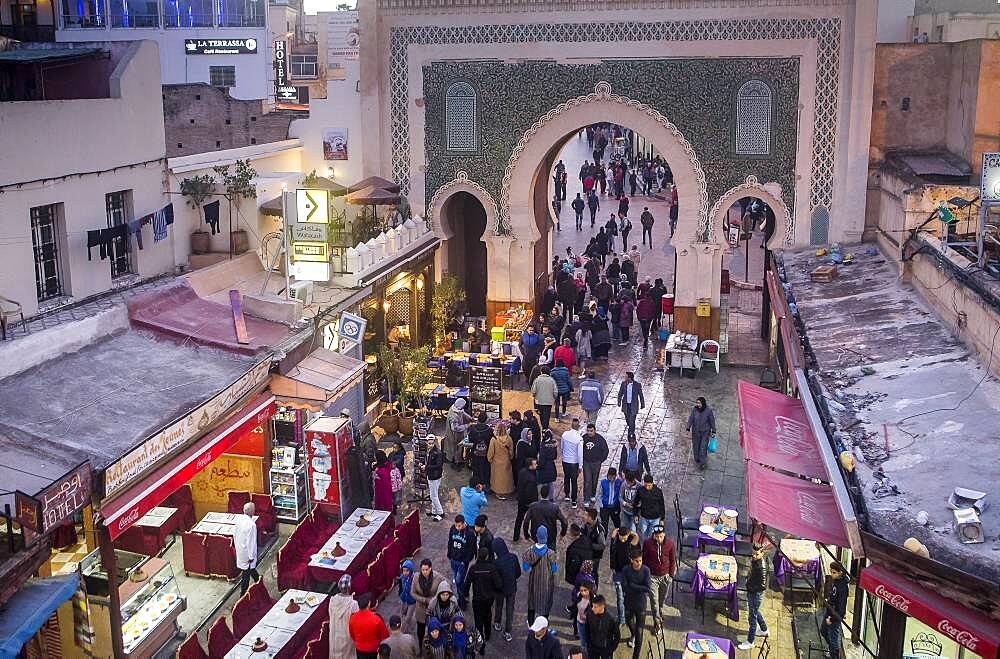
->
[710, 174, 794, 246]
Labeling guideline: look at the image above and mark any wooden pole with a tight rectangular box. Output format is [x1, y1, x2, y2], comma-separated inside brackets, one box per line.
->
[96, 522, 126, 659]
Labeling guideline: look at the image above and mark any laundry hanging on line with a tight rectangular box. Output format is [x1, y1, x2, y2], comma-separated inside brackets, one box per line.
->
[203, 200, 221, 235]
[152, 202, 174, 242]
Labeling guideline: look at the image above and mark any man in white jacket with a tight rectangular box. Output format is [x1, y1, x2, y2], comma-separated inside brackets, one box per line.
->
[233, 502, 259, 595]
[560, 418, 584, 508]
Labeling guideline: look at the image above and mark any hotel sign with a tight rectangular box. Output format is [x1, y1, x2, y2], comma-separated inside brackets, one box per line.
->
[185, 38, 258, 55]
[273, 40, 296, 101]
[16, 462, 92, 535]
[102, 358, 271, 498]
[982, 152, 1000, 203]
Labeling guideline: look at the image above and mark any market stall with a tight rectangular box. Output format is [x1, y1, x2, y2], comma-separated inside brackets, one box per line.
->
[493, 306, 532, 342]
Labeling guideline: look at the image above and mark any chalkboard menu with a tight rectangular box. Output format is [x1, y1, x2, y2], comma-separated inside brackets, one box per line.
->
[469, 366, 503, 421]
[410, 415, 431, 506]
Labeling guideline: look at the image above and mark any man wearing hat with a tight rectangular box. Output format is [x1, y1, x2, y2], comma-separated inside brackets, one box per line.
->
[524, 616, 562, 659]
[642, 525, 676, 625]
[382, 614, 418, 658]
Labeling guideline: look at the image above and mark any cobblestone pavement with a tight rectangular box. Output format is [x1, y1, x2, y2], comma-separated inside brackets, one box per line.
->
[374, 133, 805, 657]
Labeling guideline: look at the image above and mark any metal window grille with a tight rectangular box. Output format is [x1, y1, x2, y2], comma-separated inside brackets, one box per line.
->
[445, 82, 477, 152]
[105, 190, 133, 279]
[736, 80, 772, 156]
[291, 55, 317, 79]
[30, 204, 63, 301]
[209, 66, 236, 88]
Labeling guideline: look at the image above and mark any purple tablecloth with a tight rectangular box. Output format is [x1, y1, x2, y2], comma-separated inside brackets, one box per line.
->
[773, 553, 823, 590]
[685, 633, 736, 659]
[697, 530, 736, 553]
[690, 558, 739, 622]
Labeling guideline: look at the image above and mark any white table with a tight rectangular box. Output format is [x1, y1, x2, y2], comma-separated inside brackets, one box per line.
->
[134, 506, 177, 528]
[224, 589, 328, 659]
[191, 512, 256, 537]
[308, 508, 391, 573]
[665, 332, 702, 375]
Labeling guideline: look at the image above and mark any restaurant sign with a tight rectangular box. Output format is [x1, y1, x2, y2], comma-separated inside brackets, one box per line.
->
[102, 358, 271, 499]
[982, 152, 1000, 203]
[185, 38, 258, 55]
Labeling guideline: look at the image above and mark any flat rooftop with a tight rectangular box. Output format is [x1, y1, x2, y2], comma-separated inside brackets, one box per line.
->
[0, 330, 258, 508]
[780, 246, 1000, 583]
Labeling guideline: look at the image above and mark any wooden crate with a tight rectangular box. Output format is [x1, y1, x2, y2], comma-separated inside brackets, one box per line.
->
[810, 264, 838, 282]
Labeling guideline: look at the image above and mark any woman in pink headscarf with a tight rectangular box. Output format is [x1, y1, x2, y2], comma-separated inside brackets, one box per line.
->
[372, 450, 395, 512]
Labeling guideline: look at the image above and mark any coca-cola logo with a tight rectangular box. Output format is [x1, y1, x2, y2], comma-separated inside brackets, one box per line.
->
[937, 619, 980, 652]
[117, 507, 142, 531]
[874, 584, 911, 613]
[196, 450, 214, 471]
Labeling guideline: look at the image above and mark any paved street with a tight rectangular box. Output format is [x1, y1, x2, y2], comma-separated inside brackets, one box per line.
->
[371, 130, 799, 657]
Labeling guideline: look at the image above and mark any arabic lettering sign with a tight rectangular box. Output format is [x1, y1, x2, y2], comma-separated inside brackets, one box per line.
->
[188, 455, 263, 520]
[185, 38, 258, 55]
[291, 222, 329, 242]
[14, 491, 41, 533]
[103, 359, 271, 499]
[37, 463, 92, 533]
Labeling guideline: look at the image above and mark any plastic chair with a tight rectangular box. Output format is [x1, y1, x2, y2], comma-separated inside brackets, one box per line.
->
[0, 296, 28, 340]
[206, 617, 236, 658]
[699, 340, 721, 373]
[175, 633, 208, 659]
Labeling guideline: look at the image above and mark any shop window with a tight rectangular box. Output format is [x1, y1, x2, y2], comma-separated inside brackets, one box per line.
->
[210, 66, 236, 88]
[291, 54, 318, 79]
[30, 203, 65, 302]
[105, 190, 133, 279]
[735, 79, 772, 156]
[218, 0, 262, 27]
[109, 0, 160, 28]
[445, 81, 478, 152]
[60, 0, 105, 27]
[162, 0, 212, 27]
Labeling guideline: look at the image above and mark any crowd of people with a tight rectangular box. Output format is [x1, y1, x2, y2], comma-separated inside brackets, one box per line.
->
[318, 123, 835, 659]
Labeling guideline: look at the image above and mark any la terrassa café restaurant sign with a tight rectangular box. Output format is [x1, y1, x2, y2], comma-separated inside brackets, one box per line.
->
[102, 358, 271, 499]
[185, 38, 258, 55]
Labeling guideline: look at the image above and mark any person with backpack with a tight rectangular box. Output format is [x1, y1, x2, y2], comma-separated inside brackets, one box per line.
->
[461, 547, 503, 651]
[467, 412, 493, 493]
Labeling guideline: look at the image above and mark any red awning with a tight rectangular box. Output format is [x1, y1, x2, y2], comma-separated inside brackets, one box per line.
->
[101, 393, 275, 539]
[738, 380, 827, 480]
[745, 462, 850, 548]
[860, 565, 1000, 658]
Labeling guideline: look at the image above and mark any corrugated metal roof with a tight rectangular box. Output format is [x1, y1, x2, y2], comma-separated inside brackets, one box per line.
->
[0, 47, 103, 64]
[895, 153, 971, 178]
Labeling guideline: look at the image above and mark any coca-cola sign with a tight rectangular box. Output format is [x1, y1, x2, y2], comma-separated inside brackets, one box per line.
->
[873, 583, 911, 613]
[937, 619, 980, 653]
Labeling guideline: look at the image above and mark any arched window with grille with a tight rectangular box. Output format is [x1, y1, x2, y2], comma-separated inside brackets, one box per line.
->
[735, 80, 772, 156]
[445, 82, 478, 152]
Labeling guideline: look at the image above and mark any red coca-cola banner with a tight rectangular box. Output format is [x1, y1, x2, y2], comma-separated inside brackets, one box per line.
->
[860, 565, 1000, 657]
[101, 393, 275, 540]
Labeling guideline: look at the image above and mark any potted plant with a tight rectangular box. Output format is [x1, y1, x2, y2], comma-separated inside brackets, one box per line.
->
[180, 174, 216, 254]
[431, 274, 467, 352]
[375, 344, 404, 434]
[213, 159, 258, 255]
[398, 345, 434, 436]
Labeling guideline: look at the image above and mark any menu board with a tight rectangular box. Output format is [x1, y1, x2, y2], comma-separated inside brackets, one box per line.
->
[411, 415, 431, 495]
[469, 366, 503, 421]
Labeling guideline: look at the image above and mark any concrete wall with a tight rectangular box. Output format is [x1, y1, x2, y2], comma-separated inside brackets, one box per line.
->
[163, 83, 293, 157]
[56, 26, 271, 100]
[0, 40, 174, 318]
[287, 10, 365, 186]
[166, 141, 303, 264]
[910, 12, 1000, 41]
[878, 0, 916, 42]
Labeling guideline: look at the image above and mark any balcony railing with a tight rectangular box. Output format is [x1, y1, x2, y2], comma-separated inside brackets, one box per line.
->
[109, 13, 160, 27]
[0, 24, 56, 41]
[59, 14, 106, 28]
[163, 12, 213, 27]
[217, 13, 264, 27]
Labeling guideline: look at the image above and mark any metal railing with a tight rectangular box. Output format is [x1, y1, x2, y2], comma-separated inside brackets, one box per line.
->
[59, 14, 106, 28]
[109, 13, 160, 27]
[163, 12, 213, 27]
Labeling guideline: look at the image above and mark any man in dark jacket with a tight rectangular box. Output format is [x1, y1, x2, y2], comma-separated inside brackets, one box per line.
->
[461, 546, 503, 645]
[558, 277, 578, 325]
[425, 437, 445, 522]
[621, 551, 651, 659]
[582, 423, 609, 506]
[513, 458, 539, 543]
[821, 562, 850, 659]
[447, 515, 477, 609]
[585, 595, 621, 659]
[586, 190, 600, 228]
[642, 525, 676, 624]
[571, 193, 585, 230]
[738, 544, 769, 650]
[648, 278, 668, 329]
[609, 528, 641, 625]
[468, 412, 494, 491]
[563, 524, 594, 586]
[594, 276, 613, 310]
[634, 474, 666, 541]
[473, 515, 494, 560]
[525, 617, 562, 659]
[617, 435, 651, 481]
[522, 485, 568, 550]
[583, 507, 606, 583]
[616, 371, 646, 438]
[491, 538, 521, 642]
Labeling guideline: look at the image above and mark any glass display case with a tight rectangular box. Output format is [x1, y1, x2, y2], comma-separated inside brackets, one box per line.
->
[270, 462, 309, 522]
[82, 550, 186, 658]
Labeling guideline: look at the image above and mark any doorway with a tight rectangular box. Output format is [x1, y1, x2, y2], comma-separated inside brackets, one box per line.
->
[441, 191, 488, 316]
[720, 196, 774, 365]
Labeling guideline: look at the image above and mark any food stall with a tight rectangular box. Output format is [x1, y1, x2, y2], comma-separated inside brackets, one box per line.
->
[493, 306, 532, 342]
[81, 550, 184, 658]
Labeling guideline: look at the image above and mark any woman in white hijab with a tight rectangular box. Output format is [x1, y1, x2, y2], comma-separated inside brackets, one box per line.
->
[328, 574, 358, 658]
[444, 397, 473, 467]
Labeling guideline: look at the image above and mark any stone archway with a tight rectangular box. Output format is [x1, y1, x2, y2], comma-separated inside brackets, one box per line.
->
[497, 81, 725, 338]
[709, 175, 792, 250]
